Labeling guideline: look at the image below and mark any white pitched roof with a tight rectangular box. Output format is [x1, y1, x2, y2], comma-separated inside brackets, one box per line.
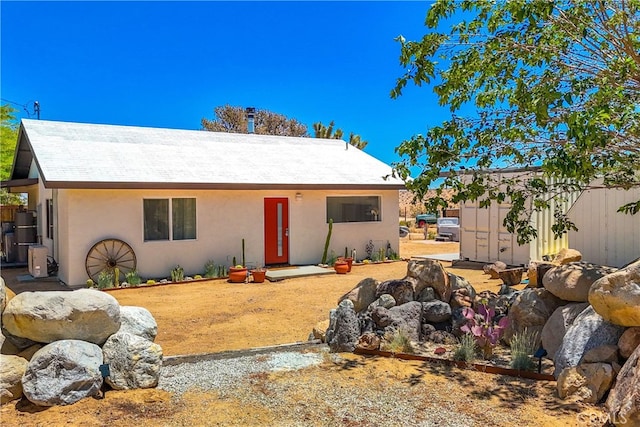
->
[17, 119, 405, 190]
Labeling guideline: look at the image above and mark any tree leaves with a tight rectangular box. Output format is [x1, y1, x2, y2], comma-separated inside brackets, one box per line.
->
[392, 0, 640, 242]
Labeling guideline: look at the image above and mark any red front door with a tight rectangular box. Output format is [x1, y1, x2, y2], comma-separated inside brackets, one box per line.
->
[264, 198, 289, 265]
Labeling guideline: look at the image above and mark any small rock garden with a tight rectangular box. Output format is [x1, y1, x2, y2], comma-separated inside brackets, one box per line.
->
[318, 249, 640, 426]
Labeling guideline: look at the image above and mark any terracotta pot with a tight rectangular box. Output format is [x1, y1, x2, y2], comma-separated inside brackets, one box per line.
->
[342, 257, 354, 272]
[334, 261, 349, 274]
[251, 270, 266, 283]
[229, 267, 248, 283]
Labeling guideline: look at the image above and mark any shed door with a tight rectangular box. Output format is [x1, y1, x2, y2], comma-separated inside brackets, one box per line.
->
[264, 198, 289, 265]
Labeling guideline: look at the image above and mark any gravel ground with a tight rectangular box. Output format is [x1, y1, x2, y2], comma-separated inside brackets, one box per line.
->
[157, 348, 526, 427]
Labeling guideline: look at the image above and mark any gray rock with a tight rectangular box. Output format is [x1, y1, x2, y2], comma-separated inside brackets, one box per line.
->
[406, 259, 451, 303]
[581, 344, 619, 364]
[324, 308, 337, 345]
[606, 343, 640, 426]
[376, 280, 414, 305]
[371, 306, 392, 328]
[367, 294, 396, 311]
[554, 306, 625, 378]
[618, 327, 640, 359]
[328, 300, 360, 353]
[2, 289, 120, 345]
[416, 286, 436, 303]
[0, 354, 28, 404]
[103, 332, 163, 390]
[504, 288, 565, 346]
[589, 259, 640, 327]
[383, 302, 423, 342]
[541, 302, 589, 360]
[338, 278, 380, 313]
[118, 306, 158, 342]
[428, 330, 457, 345]
[22, 340, 103, 406]
[543, 262, 616, 302]
[422, 300, 452, 323]
[557, 363, 614, 404]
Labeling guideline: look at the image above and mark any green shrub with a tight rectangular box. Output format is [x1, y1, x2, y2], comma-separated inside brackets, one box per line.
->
[170, 265, 184, 282]
[146, 279, 156, 285]
[453, 333, 476, 362]
[204, 260, 216, 278]
[97, 270, 114, 289]
[125, 270, 142, 286]
[509, 328, 539, 371]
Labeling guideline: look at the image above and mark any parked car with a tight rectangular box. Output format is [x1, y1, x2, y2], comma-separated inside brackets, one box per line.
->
[415, 213, 437, 228]
[432, 217, 460, 242]
[399, 226, 410, 238]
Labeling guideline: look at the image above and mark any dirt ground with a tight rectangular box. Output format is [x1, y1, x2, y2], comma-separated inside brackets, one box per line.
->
[1, 238, 605, 426]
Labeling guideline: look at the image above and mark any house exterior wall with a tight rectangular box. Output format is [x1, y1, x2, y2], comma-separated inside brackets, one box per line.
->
[56, 188, 399, 286]
[568, 186, 640, 268]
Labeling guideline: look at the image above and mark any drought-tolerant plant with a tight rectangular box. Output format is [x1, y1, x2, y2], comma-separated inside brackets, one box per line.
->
[86, 279, 95, 288]
[171, 265, 184, 282]
[382, 328, 414, 354]
[453, 333, 476, 362]
[146, 279, 156, 285]
[204, 260, 216, 278]
[365, 240, 374, 259]
[327, 250, 337, 267]
[509, 328, 539, 371]
[427, 230, 436, 240]
[194, 274, 202, 280]
[125, 270, 142, 286]
[113, 267, 120, 287]
[97, 270, 114, 290]
[321, 218, 333, 264]
[460, 304, 509, 359]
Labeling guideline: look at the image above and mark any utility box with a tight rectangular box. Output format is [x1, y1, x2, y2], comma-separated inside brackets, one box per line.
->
[28, 245, 48, 278]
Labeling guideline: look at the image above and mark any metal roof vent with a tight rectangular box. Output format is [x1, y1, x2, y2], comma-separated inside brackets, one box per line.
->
[246, 107, 256, 134]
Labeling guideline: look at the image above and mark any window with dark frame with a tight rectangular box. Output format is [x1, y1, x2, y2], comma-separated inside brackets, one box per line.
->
[143, 198, 196, 241]
[326, 196, 381, 223]
[46, 199, 54, 239]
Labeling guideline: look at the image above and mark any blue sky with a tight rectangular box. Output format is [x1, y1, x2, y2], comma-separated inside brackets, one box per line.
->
[1, 1, 448, 168]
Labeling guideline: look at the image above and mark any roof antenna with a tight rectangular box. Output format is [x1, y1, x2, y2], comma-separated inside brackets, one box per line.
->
[34, 101, 40, 120]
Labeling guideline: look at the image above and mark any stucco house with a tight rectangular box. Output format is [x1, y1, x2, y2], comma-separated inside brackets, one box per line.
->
[3, 119, 405, 286]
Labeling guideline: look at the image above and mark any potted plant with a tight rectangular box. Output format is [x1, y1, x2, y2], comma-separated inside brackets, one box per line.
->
[342, 247, 354, 272]
[334, 258, 349, 274]
[229, 257, 247, 283]
[251, 267, 267, 283]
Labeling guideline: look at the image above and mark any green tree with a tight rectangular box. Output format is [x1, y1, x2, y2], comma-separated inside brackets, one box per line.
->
[313, 121, 368, 149]
[391, 0, 640, 243]
[201, 105, 308, 137]
[0, 104, 23, 204]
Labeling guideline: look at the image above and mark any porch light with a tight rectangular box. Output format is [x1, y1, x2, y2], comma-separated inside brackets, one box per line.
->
[295, 192, 303, 201]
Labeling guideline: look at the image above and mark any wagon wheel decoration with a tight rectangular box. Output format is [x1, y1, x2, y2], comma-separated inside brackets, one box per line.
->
[85, 238, 137, 282]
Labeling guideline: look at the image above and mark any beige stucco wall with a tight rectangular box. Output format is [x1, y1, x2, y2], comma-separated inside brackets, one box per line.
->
[56, 188, 399, 286]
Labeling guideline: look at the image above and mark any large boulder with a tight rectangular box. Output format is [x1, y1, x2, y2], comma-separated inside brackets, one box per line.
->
[606, 343, 640, 426]
[366, 294, 396, 311]
[0, 354, 28, 404]
[541, 302, 589, 360]
[552, 248, 583, 265]
[102, 332, 163, 390]
[118, 306, 158, 342]
[2, 289, 120, 345]
[543, 262, 616, 302]
[589, 260, 640, 327]
[405, 259, 451, 303]
[421, 301, 452, 323]
[618, 327, 640, 359]
[581, 344, 619, 364]
[449, 274, 476, 309]
[22, 340, 103, 406]
[557, 363, 614, 404]
[338, 278, 380, 313]
[375, 280, 414, 306]
[484, 261, 507, 279]
[554, 306, 625, 378]
[503, 288, 565, 345]
[327, 300, 360, 353]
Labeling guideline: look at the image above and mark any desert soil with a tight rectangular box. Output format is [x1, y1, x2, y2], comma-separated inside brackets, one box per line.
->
[1, 238, 605, 426]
